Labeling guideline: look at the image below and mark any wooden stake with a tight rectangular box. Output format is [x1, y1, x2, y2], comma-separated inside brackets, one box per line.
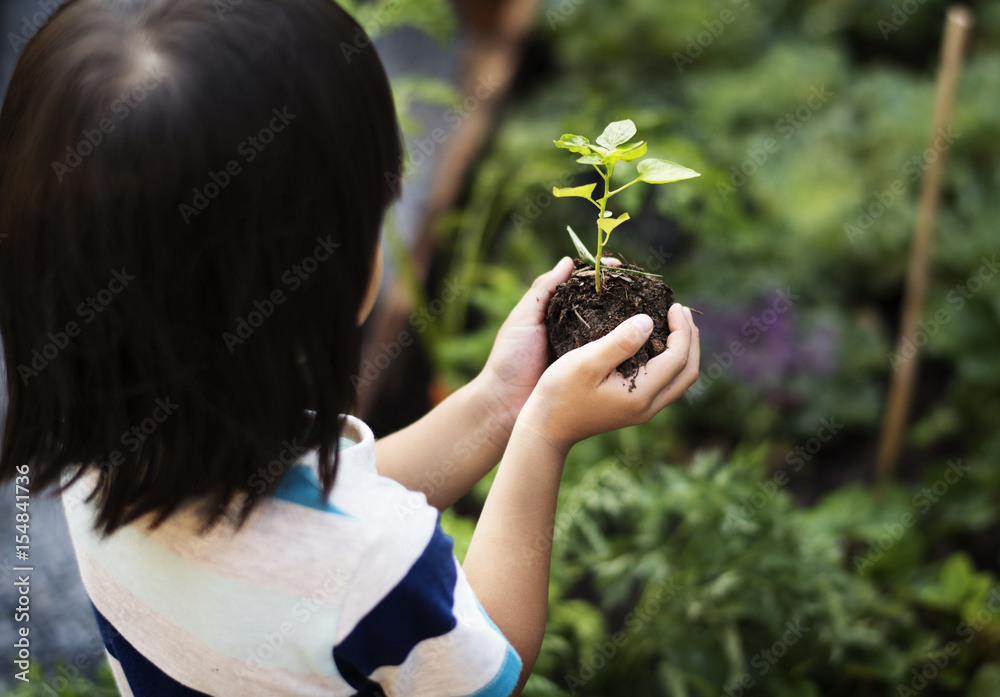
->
[876, 6, 973, 478]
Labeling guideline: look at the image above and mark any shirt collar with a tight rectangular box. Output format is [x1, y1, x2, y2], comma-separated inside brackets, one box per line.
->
[298, 414, 377, 476]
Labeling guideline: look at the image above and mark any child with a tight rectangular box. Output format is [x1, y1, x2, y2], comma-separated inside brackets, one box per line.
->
[0, 0, 699, 695]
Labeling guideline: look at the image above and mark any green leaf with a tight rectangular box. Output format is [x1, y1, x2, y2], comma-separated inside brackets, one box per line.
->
[916, 553, 975, 610]
[553, 134, 592, 156]
[596, 119, 638, 149]
[616, 266, 663, 279]
[611, 141, 647, 163]
[552, 183, 598, 200]
[637, 158, 701, 184]
[566, 226, 596, 264]
[576, 153, 604, 165]
[597, 212, 631, 235]
[721, 623, 747, 684]
[939, 553, 973, 603]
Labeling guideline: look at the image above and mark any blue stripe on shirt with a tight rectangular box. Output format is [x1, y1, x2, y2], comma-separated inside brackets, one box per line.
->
[92, 603, 211, 697]
[270, 464, 346, 515]
[333, 519, 458, 690]
[461, 644, 521, 697]
[462, 599, 522, 697]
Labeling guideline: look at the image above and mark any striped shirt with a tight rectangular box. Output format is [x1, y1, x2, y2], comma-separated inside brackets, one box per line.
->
[61, 415, 521, 696]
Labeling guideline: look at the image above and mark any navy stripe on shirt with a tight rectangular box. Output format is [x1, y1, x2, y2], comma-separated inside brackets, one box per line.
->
[333, 519, 458, 690]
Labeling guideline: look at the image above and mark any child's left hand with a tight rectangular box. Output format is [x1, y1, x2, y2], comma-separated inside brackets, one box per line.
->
[378, 257, 617, 508]
[476, 256, 618, 429]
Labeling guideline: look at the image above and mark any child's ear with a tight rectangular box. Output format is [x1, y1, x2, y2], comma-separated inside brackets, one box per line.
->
[357, 245, 383, 326]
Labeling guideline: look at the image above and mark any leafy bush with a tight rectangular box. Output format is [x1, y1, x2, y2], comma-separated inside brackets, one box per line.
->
[428, 0, 1000, 694]
[526, 447, 928, 696]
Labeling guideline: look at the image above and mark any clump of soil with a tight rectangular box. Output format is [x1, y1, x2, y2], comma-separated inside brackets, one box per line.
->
[546, 259, 674, 387]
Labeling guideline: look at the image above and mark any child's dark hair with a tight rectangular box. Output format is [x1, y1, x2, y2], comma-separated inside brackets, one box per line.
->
[0, 0, 403, 534]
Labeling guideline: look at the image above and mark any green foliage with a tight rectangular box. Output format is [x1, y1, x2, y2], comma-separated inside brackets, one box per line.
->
[524, 447, 936, 696]
[391, 76, 461, 137]
[552, 120, 699, 292]
[1, 661, 117, 697]
[337, 0, 455, 41]
[429, 0, 1000, 443]
[968, 664, 1000, 697]
[339, 0, 460, 139]
[412, 0, 1000, 694]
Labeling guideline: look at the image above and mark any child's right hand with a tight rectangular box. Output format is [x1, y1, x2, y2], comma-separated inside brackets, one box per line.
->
[518, 304, 700, 455]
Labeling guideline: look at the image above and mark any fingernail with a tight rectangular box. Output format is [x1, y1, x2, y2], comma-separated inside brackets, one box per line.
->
[632, 314, 653, 334]
[556, 256, 571, 269]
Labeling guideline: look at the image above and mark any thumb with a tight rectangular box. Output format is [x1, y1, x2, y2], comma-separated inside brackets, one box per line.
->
[576, 314, 653, 375]
[509, 257, 575, 327]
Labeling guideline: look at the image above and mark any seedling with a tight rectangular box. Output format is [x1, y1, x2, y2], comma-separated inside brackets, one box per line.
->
[552, 119, 700, 293]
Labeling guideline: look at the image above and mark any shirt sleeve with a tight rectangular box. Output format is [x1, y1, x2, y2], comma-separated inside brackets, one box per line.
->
[332, 518, 522, 697]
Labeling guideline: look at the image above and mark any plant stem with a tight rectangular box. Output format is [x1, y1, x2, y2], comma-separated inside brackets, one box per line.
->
[594, 163, 615, 294]
[608, 177, 641, 198]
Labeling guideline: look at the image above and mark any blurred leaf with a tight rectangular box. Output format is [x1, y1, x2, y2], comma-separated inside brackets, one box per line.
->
[916, 554, 979, 611]
[968, 664, 1000, 697]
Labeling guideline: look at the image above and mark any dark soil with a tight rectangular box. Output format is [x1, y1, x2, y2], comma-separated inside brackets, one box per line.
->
[545, 259, 674, 387]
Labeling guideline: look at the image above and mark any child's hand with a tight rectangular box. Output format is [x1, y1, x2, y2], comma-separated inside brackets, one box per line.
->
[477, 257, 608, 427]
[518, 303, 700, 455]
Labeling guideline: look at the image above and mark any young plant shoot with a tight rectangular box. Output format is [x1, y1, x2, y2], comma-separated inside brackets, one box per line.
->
[552, 119, 700, 293]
